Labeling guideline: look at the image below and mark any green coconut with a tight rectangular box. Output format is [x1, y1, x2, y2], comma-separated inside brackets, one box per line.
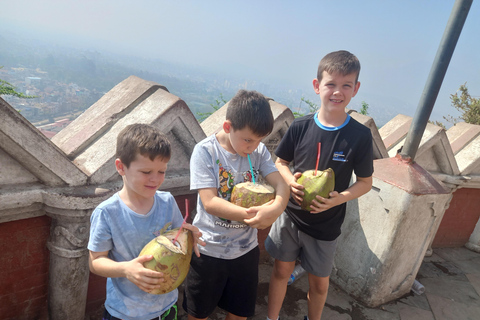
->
[297, 168, 335, 211]
[139, 227, 193, 294]
[230, 182, 275, 208]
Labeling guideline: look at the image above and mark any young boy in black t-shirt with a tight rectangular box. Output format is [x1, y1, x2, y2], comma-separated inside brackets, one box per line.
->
[265, 50, 374, 320]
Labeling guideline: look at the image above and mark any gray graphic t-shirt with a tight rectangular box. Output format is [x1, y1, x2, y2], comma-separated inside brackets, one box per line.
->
[190, 134, 277, 259]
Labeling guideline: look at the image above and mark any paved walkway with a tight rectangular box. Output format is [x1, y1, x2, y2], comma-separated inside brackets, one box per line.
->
[177, 247, 480, 320]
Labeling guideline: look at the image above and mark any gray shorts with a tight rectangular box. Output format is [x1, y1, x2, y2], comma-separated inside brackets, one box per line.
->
[265, 212, 337, 278]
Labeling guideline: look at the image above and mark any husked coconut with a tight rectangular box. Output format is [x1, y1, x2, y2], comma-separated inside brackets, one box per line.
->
[139, 226, 193, 294]
[297, 168, 335, 211]
[231, 182, 275, 208]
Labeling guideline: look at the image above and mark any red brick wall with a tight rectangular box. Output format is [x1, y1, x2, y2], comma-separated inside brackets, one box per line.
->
[85, 272, 106, 316]
[0, 216, 51, 320]
[432, 188, 480, 248]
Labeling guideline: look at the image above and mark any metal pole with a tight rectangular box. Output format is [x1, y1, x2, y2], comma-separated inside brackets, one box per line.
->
[400, 0, 473, 161]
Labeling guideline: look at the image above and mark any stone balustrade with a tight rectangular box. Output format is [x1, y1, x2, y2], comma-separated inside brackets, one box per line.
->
[1, 75, 479, 317]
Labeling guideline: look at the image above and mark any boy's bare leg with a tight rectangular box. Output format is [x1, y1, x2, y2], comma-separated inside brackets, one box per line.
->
[267, 259, 296, 320]
[306, 274, 330, 320]
[225, 313, 247, 320]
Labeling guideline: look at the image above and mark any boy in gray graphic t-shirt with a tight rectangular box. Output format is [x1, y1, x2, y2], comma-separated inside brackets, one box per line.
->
[182, 90, 289, 320]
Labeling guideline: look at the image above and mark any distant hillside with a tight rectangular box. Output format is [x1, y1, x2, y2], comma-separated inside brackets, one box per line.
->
[0, 33, 251, 118]
[0, 34, 187, 93]
[1, 33, 400, 127]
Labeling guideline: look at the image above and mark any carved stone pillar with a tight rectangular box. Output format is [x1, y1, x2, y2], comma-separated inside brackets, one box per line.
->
[46, 206, 91, 320]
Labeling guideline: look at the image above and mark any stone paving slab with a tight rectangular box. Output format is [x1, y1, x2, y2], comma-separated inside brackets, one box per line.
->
[434, 247, 480, 262]
[431, 261, 466, 276]
[398, 303, 435, 320]
[423, 252, 447, 263]
[421, 276, 480, 304]
[418, 261, 465, 279]
[426, 293, 480, 320]
[452, 257, 480, 274]
[357, 303, 400, 320]
[319, 309, 352, 320]
[325, 285, 354, 312]
[466, 273, 480, 297]
[396, 294, 432, 311]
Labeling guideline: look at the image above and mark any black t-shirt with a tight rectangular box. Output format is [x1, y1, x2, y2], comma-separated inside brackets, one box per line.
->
[275, 113, 374, 240]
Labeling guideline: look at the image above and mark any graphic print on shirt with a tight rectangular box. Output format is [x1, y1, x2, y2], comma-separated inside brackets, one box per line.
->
[217, 159, 234, 200]
[332, 151, 348, 162]
[216, 159, 248, 229]
[241, 167, 259, 183]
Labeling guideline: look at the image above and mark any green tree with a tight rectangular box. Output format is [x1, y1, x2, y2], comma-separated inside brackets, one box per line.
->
[294, 97, 318, 118]
[0, 66, 37, 98]
[359, 101, 369, 115]
[429, 120, 446, 129]
[444, 83, 480, 125]
[197, 93, 228, 122]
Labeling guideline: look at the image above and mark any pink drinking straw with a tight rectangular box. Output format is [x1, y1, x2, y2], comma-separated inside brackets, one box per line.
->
[173, 199, 189, 244]
[314, 142, 321, 176]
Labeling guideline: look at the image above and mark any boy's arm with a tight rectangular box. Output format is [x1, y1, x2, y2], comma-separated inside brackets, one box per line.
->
[275, 157, 305, 206]
[198, 187, 257, 222]
[244, 170, 289, 229]
[309, 175, 373, 213]
[88, 250, 166, 293]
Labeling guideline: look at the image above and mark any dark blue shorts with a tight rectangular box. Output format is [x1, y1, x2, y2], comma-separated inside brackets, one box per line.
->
[182, 246, 260, 318]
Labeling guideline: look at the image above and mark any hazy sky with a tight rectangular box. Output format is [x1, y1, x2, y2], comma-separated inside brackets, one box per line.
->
[1, 0, 479, 125]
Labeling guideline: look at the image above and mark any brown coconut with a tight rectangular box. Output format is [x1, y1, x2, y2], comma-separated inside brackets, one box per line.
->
[230, 182, 275, 208]
[139, 227, 193, 294]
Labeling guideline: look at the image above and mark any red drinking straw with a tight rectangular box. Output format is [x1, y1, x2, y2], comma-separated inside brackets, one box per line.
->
[314, 142, 321, 176]
[173, 199, 189, 244]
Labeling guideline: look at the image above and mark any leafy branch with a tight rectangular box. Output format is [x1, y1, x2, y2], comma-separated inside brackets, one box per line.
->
[359, 101, 369, 115]
[0, 66, 37, 99]
[294, 97, 318, 118]
[197, 93, 228, 122]
[444, 83, 480, 125]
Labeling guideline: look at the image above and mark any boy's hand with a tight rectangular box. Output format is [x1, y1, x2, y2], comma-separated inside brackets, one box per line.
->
[244, 200, 278, 229]
[308, 191, 341, 213]
[125, 255, 166, 293]
[289, 172, 305, 206]
[181, 223, 206, 257]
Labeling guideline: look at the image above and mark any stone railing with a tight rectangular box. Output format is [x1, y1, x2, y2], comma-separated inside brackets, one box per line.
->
[0, 76, 294, 319]
[1, 75, 479, 317]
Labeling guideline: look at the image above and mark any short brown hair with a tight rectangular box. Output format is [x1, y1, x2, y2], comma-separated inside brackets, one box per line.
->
[317, 50, 361, 83]
[226, 89, 274, 137]
[116, 123, 171, 168]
